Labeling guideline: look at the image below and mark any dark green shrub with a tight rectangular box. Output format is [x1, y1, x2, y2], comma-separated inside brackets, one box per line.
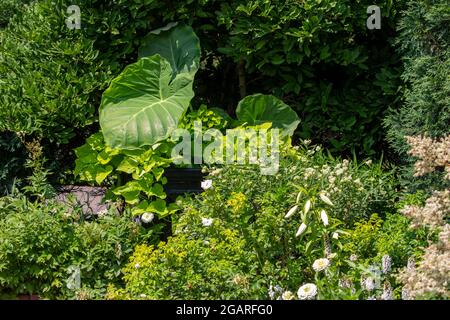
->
[384, 0, 450, 193]
[0, 133, 27, 195]
[214, 0, 406, 156]
[0, 1, 111, 144]
[0, 0, 31, 28]
[1, 0, 406, 157]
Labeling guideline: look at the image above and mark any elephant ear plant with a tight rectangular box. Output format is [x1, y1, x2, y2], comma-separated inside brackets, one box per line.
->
[74, 22, 301, 221]
[100, 22, 201, 149]
[75, 22, 201, 218]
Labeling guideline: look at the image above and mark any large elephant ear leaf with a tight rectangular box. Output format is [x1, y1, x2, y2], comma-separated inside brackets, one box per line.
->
[139, 22, 201, 78]
[99, 55, 195, 149]
[236, 94, 300, 137]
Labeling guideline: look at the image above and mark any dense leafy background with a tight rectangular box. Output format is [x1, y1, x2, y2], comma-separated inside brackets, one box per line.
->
[384, 0, 450, 193]
[0, 0, 407, 192]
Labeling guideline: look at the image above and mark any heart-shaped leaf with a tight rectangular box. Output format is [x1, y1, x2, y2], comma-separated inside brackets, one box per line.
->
[139, 22, 201, 78]
[236, 94, 300, 137]
[100, 55, 195, 149]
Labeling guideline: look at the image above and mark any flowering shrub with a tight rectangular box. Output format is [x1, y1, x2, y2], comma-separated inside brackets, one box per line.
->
[108, 142, 397, 299]
[315, 212, 428, 300]
[397, 135, 450, 299]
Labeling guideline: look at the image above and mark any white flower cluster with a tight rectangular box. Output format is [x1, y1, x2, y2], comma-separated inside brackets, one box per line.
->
[312, 258, 330, 272]
[201, 217, 214, 227]
[297, 283, 317, 300]
[141, 212, 155, 223]
[201, 180, 213, 190]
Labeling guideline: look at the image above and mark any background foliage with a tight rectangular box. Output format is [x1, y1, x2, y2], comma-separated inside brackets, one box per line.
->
[0, 0, 409, 192]
[384, 0, 450, 193]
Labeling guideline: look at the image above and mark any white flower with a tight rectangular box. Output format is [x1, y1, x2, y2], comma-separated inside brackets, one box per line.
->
[268, 285, 283, 300]
[332, 232, 339, 240]
[281, 291, 295, 300]
[339, 278, 353, 289]
[401, 287, 410, 300]
[364, 277, 375, 291]
[319, 193, 334, 206]
[342, 159, 349, 167]
[407, 257, 415, 270]
[268, 285, 275, 300]
[304, 200, 311, 214]
[140, 294, 147, 298]
[350, 254, 358, 261]
[285, 205, 298, 218]
[295, 223, 307, 237]
[201, 180, 213, 190]
[141, 212, 155, 223]
[381, 255, 392, 274]
[63, 211, 72, 219]
[134, 263, 140, 269]
[297, 283, 317, 300]
[210, 169, 222, 176]
[296, 191, 303, 203]
[312, 258, 330, 272]
[320, 210, 329, 226]
[201, 217, 214, 227]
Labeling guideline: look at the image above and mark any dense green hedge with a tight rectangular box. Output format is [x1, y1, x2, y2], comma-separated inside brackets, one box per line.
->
[0, 1, 111, 143]
[1, 0, 404, 147]
[0, 0, 408, 189]
[214, 0, 405, 156]
[384, 0, 450, 193]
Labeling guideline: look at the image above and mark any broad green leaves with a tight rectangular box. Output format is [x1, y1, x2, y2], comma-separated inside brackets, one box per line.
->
[100, 22, 201, 150]
[139, 22, 201, 78]
[236, 94, 300, 137]
[99, 55, 195, 149]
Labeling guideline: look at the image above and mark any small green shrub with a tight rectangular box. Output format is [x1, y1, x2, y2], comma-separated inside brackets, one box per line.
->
[0, 193, 155, 299]
[342, 213, 428, 267]
[68, 210, 161, 299]
[0, 199, 77, 298]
